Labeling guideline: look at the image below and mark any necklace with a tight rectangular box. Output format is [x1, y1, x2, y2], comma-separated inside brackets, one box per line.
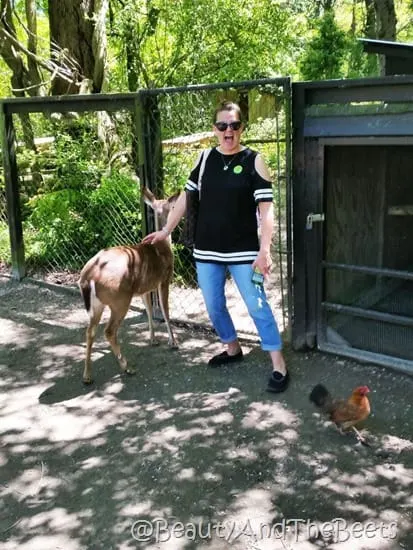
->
[221, 152, 239, 171]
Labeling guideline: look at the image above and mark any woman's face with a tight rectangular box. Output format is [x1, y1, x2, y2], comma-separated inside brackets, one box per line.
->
[213, 109, 243, 154]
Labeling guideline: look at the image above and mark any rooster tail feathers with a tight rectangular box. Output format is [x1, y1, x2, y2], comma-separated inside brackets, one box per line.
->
[309, 383, 331, 409]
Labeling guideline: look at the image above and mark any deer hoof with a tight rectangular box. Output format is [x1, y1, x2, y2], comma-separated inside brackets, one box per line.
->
[169, 341, 179, 349]
[118, 355, 128, 369]
[83, 376, 93, 385]
[125, 366, 136, 376]
[150, 339, 160, 346]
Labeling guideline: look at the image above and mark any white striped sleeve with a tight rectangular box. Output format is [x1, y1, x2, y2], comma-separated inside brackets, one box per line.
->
[254, 187, 273, 202]
[185, 178, 198, 192]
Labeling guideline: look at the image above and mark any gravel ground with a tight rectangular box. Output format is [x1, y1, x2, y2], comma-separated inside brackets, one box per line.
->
[0, 275, 412, 550]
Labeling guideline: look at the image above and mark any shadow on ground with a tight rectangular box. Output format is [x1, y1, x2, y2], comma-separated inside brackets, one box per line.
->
[0, 278, 412, 550]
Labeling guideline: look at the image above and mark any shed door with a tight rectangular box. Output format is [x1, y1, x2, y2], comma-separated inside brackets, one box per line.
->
[318, 144, 413, 372]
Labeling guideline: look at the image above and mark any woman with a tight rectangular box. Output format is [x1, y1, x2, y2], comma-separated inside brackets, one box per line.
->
[142, 101, 289, 393]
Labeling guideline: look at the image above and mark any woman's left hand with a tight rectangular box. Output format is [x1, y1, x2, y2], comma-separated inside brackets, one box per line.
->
[252, 251, 271, 278]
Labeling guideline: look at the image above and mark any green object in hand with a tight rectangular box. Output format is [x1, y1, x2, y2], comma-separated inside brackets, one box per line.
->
[251, 267, 264, 285]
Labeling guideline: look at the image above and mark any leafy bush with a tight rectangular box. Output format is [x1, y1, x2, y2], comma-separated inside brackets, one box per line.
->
[87, 173, 141, 249]
[46, 121, 104, 193]
[26, 188, 91, 268]
[25, 173, 141, 269]
[0, 222, 11, 265]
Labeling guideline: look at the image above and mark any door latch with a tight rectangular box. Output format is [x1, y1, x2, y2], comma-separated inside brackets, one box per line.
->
[306, 212, 325, 230]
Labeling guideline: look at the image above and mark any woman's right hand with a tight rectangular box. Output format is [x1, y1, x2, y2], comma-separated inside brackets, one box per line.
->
[141, 230, 168, 244]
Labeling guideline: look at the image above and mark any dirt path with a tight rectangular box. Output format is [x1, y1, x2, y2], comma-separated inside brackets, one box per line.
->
[0, 276, 412, 549]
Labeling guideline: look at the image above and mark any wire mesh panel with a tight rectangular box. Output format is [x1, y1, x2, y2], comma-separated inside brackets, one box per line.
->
[146, 85, 290, 335]
[322, 308, 413, 362]
[0, 179, 9, 271]
[0, 79, 291, 337]
[9, 110, 140, 282]
[319, 143, 413, 368]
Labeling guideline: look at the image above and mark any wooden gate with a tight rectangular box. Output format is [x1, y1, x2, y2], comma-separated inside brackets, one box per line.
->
[292, 76, 413, 374]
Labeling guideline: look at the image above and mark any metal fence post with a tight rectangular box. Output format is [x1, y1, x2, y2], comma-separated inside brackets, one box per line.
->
[0, 104, 25, 280]
[133, 92, 165, 318]
[132, 96, 148, 235]
[143, 93, 164, 199]
[134, 92, 164, 236]
[283, 77, 293, 342]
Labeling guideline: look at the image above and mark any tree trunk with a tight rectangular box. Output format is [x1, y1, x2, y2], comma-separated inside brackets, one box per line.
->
[25, 0, 45, 96]
[374, 0, 397, 40]
[48, 0, 108, 94]
[364, 0, 376, 37]
[0, 0, 32, 95]
[0, 0, 41, 185]
[373, 0, 397, 75]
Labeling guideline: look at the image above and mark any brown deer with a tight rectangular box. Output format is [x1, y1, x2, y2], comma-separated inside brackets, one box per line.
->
[78, 187, 179, 384]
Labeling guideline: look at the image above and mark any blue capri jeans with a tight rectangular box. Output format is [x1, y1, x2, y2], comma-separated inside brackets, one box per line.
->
[196, 262, 282, 351]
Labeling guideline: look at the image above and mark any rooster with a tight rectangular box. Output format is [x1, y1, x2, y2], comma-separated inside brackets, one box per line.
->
[309, 384, 371, 445]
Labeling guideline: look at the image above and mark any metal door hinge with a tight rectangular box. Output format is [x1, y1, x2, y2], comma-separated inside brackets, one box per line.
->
[306, 212, 325, 230]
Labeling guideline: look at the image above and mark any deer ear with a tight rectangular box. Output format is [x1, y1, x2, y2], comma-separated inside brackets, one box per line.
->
[141, 186, 156, 206]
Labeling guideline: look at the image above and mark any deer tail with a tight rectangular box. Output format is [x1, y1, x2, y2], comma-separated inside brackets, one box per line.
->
[78, 278, 96, 313]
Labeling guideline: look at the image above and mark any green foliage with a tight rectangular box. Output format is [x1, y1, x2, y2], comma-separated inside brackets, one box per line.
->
[87, 173, 141, 248]
[0, 222, 11, 264]
[48, 119, 104, 192]
[0, 62, 12, 97]
[299, 11, 348, 81]
[172, 243, 197, 287]
[2, 0, 413, 97]
[346, 39, 379, 79]
[10, 115, 106, 223]
[21, 164, 197, 284]
[162, 149, 196, 197]
[24, 173, 141, 269]
[26, 188, 91, 267]
[0, 2, 50, 99]
[109, 0, 303, 90]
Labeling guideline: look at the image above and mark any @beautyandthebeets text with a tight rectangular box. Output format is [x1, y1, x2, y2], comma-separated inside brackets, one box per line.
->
[130, 517, 398, 543]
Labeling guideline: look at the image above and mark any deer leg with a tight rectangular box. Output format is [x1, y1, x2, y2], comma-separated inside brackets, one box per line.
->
[142, 292, 158, 345]
[83, 302, 105, 385]
[105, 300, 135, 375]
[158, 280, 178, 348]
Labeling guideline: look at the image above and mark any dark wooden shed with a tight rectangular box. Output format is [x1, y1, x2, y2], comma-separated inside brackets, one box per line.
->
[359, 38, 413, 76]
[292, 75, 413, 375]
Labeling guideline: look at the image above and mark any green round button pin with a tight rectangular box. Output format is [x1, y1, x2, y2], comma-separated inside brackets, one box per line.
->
[233, 165, 243, 174]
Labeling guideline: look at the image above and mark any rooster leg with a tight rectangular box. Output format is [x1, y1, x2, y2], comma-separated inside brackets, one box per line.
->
[334, 424, 346, 436]
[352, 426, 371, 447]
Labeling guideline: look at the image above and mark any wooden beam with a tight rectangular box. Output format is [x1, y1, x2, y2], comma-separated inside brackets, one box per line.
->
[0, 107, 25, 279]
[291, 83, 308, 349]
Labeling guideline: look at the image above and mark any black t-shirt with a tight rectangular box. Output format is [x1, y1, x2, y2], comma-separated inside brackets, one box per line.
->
[185, 146, 273, 264]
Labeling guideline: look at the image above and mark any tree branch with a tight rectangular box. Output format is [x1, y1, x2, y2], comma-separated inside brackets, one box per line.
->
[0, 21, 83, 85]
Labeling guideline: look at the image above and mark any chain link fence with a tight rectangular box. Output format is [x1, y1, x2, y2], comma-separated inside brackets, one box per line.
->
[1, 79, 291, 337]
[0, 176, 8, 269]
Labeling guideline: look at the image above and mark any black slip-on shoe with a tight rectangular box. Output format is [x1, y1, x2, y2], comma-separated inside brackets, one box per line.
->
[266, 370, 290, 393]
[208, 350, 244, 367]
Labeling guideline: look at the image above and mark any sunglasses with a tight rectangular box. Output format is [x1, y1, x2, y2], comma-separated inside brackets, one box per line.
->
[214, 121, 242, 131]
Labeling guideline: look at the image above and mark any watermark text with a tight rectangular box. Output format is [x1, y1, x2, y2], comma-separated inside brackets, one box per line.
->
[130, 517, 398, 543]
